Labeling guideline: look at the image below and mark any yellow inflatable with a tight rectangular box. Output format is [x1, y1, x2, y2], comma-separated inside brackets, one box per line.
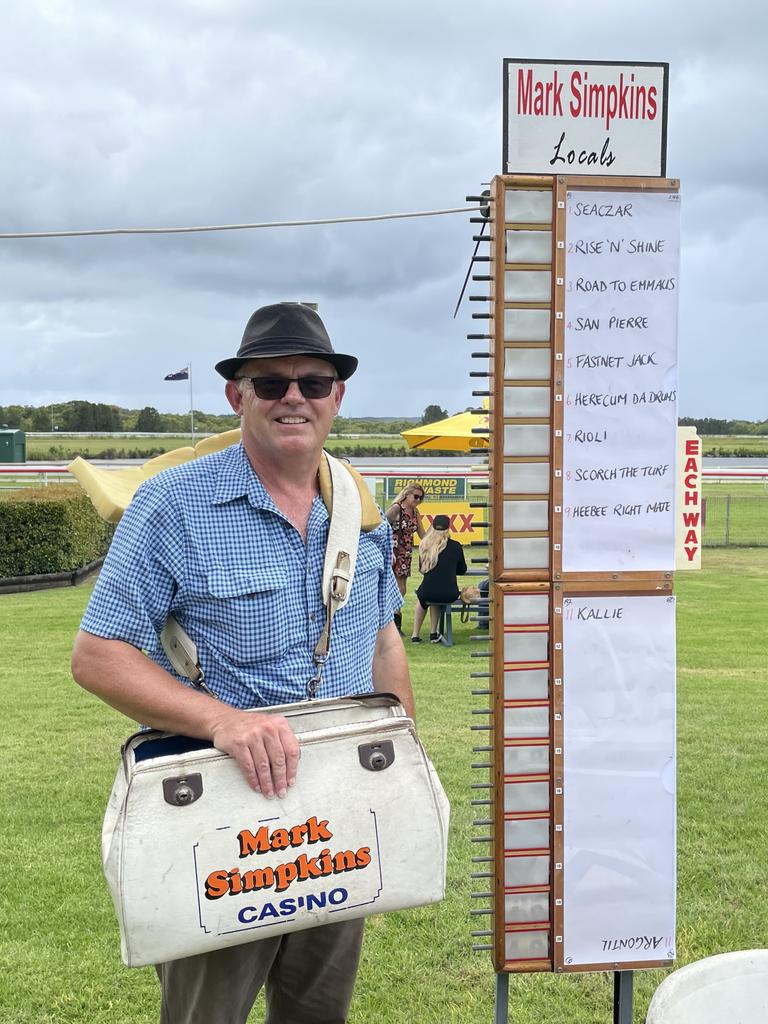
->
[69, 430, 382, 531]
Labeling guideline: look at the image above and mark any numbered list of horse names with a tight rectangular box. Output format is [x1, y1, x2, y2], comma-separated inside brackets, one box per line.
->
[562, 190, 681, 572]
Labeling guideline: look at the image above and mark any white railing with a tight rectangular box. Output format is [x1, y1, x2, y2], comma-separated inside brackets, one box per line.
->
[2, 463, 767, 492]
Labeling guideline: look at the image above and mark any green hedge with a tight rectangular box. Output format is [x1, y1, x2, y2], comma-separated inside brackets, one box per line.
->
[0, 485, 114, 578]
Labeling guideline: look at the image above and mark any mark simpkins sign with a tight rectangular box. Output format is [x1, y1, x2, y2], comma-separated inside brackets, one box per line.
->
[504, 59, 669, 176]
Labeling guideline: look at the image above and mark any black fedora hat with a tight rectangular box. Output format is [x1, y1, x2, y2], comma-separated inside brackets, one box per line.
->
[215, 303, 358, 381]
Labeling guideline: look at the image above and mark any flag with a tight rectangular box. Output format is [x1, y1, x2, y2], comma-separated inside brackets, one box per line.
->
[164, 367, 189, 381]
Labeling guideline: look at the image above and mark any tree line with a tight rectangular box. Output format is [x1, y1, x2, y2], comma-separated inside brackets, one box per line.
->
[677, 417, 768, 436]
[3, 402, 767, 436]
[0, 401, 422, 435]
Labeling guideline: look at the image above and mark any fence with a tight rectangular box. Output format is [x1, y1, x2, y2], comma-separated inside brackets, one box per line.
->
[3, 467, 768, 547]
[0, 468, 72, 491]
[702, 494, 768, 547]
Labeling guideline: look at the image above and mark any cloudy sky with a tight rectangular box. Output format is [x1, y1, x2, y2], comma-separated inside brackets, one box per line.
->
[0, 1, 765, 421]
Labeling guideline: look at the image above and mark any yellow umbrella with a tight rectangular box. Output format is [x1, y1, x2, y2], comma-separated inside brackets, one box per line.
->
[401, 410, 488, 452]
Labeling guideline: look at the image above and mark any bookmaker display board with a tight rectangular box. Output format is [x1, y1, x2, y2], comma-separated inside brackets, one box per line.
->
[560, 192, 680, 573]
[468, 170, 680, 977]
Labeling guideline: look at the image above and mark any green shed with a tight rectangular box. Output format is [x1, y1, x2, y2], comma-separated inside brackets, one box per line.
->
[0, 429, 26, 463]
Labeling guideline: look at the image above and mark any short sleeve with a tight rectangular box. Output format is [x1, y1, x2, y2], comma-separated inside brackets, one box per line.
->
[80, 479, 187, 652]
[456, 541, 468, 577]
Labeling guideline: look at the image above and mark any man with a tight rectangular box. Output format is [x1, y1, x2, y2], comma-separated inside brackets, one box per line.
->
[71, 302, 414, 1024]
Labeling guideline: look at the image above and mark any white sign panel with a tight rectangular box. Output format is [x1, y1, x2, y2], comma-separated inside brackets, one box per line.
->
[562, 595, 676, 968]
[504, 59, 668, 176]
[562, 190, 681, 572]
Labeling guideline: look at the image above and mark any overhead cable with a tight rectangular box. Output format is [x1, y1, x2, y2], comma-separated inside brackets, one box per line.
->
[0, 206, 482, 240]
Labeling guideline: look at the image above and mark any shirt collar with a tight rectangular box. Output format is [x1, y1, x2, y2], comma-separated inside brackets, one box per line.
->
[212, 442, 327, 522]
[212, 443, 272, 509]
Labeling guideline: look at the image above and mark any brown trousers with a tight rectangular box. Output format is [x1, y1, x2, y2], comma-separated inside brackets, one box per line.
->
[156, 919, 364, 1024]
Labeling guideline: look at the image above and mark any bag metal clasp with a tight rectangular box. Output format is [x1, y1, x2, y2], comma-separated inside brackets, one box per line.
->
[162, 773, 203, 806]
[358, 740, 395, 772]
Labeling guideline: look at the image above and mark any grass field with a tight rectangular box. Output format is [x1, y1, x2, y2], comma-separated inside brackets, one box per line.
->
[701, 493, 768, 546]
[325, 437, 406, 452]
[25, 435, 409, 460]
[703, 482, 767, 496]
[26, 435, 197, 457]
[0, 550, 767, 1022]
[23, 432, 768, 460]
[700, 435, 768, 456]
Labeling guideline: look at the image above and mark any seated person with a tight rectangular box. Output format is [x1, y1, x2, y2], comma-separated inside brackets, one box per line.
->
[411, 514, 467, 643]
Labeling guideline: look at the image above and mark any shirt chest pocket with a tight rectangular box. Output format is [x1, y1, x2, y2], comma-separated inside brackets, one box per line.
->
[205, 566, 289, 664]
[333, 543, 384, 639]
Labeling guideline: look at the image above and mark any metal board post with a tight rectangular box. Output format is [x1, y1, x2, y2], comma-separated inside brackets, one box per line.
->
[494, 971, 509, 1024]
[613, 971, 634, 1024]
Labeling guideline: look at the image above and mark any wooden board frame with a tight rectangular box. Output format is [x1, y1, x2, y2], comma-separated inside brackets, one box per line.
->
[492, 579, 553, 972]
[486, 173, 679, 975]
[492, 174, 555, 584]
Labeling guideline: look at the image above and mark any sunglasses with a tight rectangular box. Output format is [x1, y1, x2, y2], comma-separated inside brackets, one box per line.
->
[242, 375, 337, 400]
[412, 493, 425, 502]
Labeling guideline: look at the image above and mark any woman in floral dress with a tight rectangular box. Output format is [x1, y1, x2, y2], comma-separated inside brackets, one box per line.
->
[385, 483, 426, 633]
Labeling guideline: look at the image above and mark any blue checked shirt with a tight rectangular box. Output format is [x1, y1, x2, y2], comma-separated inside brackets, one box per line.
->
[81, 443, 402, 708]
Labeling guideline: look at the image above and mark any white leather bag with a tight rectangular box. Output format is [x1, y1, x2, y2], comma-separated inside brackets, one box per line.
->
[102, 694, 450, 967]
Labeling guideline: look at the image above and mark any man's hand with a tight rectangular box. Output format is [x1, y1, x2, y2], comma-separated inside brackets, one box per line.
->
[72, 631, 301, 796]
[208, 706, 301, 799]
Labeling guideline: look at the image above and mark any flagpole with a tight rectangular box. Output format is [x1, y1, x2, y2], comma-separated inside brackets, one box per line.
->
[188, 362, 195, 442]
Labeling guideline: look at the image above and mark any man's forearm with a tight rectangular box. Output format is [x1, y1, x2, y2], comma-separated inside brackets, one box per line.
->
[372, 621, 415, 719]
[71, 630, 300, 797]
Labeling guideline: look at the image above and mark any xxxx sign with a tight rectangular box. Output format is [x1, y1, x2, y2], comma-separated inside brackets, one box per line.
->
[421, 510, 478, 537]
[415, 502, 485, 545]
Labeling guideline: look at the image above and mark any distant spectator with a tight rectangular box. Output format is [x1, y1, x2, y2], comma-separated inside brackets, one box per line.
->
[411, 514, 467, 644]
[385, 483, 426, 633]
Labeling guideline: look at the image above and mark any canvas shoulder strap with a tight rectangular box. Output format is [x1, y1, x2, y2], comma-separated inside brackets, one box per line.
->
[307, 452, 362, 697]
[159, 616, 214, 695]
[320, 452, 361, 611]
[160, 451, 364, 699]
